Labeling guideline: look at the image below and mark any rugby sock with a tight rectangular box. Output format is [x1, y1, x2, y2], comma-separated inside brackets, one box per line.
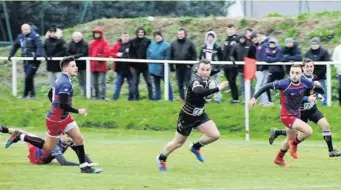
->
[338, 89, 341, 106]
[75, 145, 87, 167]
[193, 141, 205, 150]
[0, 126, 9, 133]
[292, 135, 301, 145]
[322, 131, 333, 152]
[275, 129, 286, 136]
[159, 153, 167, 161]
[23, 134, 45, 149]
[277, 149, 287, 158]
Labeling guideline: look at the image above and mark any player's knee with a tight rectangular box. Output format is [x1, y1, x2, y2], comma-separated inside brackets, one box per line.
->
[174, 140, 185, 148]
[73, 135, 84, 145]
[306, 127, 313, 136]
[211, 132, 220, 141]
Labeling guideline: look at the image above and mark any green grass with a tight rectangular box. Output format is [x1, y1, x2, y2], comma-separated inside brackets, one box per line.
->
[0, 131, 341, 190]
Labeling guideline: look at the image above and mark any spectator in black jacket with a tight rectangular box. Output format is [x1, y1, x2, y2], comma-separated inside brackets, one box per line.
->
[230, 35, 253, 101]
[222, 24, 239, 103]
[66, 32, 89, 96]
[129, 27, 152, 100]
[171, 28, 197, 101]
[199, 31, 223, 103]
[281, 37, 303, 74]
[8, 23, 43, 99]
[305, 37, 331, 105]
[44, 25, 66, 87]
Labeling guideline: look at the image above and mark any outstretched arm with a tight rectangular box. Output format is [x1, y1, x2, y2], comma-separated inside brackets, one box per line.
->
[253, 82, 274, 99]
[55, 154, 78, 166]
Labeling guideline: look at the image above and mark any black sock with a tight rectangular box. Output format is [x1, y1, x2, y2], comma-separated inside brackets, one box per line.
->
[338, 89, 341, 106]
[323, 131, 333, 152]
[24, 135, 45, 149]
[280, 130, 287, 136]
[159, 153, 167, 161]
[75, 145, 86, 165]
[193, 141, 205, 150]
[0, 126, 9, 133]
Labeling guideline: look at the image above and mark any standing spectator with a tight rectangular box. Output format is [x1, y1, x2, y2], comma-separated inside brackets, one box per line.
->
[89, 27, 110, 100]
[230, 35, 252, 101]
[199, 31, 223, 103]
[245, 28, 253, 44]
[254, 31, 271, 106]
[66, 32, 89, 96]
[332, 43, 341, 106]
[170, 28, 197, 101]
[8, 23, 43, 99]
[265, 38, 283, 103]
[222, 24, 239, 103]
[111, 32, 134, 101]
[44, 25, 66, 87]
[147, 31, 174, 101]
[280, 37, 303, 73]
[129, 27, 152, 100]
[305, 37, 330, 105]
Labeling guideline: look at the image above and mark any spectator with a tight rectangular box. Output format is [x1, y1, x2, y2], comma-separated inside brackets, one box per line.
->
[8, 23, 43, 99]
[44, 25, 66, 87]
[170, 28, 197, 101]
[230, 34, 252, 100]
[129, 27, 152, 101]
[111, 32, 134, 101]
[89, 27, 110, 100]
[245, 28, 253, 44]
[265, 38, 283, 104]
[254, 31, 271, 106]
[66, 32, 89, 96]
[280, 37, 303, 73]
[222, 24, 239, 103]
[199, 31, 223, 103]
[305, 37, 330, 105]
[147, 31, 174, 101]
[332, 43, 341, 106]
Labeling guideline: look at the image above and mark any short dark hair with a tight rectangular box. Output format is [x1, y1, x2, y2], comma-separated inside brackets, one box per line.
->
[60, 56, 75, 70]
[153, 31, 162, 37]
[199, 59, 211, 65]
[291, 63, 302, 70]
[302, 58, 314, 67]
[227, 24, 235, 28]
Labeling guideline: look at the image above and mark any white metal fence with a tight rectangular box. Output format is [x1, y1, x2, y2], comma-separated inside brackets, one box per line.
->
[0, 57, 340, 141]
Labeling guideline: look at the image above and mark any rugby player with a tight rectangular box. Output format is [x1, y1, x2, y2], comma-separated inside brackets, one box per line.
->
[156, 59, 229, 171]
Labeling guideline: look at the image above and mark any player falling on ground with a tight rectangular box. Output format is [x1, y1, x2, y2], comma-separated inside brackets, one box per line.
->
[0, 126, 98, 166]
[268, 59, 341, 157]
[156, 59, 229, 171]
[249, 64, 320, 167]
[6, 56, 102, 173]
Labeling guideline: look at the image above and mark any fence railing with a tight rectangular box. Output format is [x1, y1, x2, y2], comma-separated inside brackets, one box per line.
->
[1, 57, 340, 141]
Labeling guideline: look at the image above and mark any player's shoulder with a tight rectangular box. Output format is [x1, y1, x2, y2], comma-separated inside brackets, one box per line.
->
[301, 77, 314, 88]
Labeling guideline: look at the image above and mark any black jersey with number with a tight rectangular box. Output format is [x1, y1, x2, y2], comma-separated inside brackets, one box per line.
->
[301, 73, 318, 111]
[181, 75, 218, 116]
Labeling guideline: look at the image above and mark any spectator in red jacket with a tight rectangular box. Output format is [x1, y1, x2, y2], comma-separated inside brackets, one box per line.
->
[110, 32, 134, 101]
[89, 27, 110, 100]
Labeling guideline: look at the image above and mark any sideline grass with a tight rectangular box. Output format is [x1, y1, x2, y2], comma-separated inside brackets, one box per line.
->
[0, 130, 340, 190]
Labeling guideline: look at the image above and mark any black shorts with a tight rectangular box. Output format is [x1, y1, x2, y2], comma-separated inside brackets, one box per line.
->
[301, 108, 324, 124]
[176, 110, 211, 136]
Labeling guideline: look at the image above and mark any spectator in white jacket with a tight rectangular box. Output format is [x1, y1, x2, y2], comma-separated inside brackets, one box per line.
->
[332, 44, 341, 106]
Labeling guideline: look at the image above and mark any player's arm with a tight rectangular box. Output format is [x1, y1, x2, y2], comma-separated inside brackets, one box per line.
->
[192, 80, 219, 96]
[48, 88, 53, 102]
[252, 82, 274, 99]
[59, 93, 79, 113]
[54, 154, 78, 166]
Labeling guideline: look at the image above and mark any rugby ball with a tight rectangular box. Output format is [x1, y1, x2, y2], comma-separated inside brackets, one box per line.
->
[205, 80, 218, 102]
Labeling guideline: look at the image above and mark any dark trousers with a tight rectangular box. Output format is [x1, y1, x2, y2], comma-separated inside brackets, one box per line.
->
[224, 67, 239, 101]
[266, 71, 285, 102]
[113, 72, 134, 100]
[175, 67, 192, 100]
[132, 68, 153, 100]
[23, 61, 40, 97]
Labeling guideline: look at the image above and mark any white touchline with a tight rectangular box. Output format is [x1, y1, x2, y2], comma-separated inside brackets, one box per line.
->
[178, 184, 341, 190]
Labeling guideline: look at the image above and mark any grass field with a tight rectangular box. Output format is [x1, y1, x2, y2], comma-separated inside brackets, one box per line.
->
[0, 130, 341, 190]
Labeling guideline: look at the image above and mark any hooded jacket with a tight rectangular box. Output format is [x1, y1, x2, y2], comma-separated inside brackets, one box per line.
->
[9, 28, 43, 59]
[281, 42, 303, 74]
[147, 39, 170, 77]
[89, 27, 110, 72]
[66, 39, 89, 71]
[111, 39, 131, 74]
[44, 28, 66, 72]
[229, 35, 251, 72]
[264, 38, 283, 73]
[128, 27, 151, 71]
[305, 46, 330, 80]
[199, 31, 223, 75]
[332, 44, 341, 75]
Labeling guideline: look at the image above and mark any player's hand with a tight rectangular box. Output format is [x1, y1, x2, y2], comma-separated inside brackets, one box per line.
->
[89, 162, 99, 167]
[308, 94, 316, 102]
[116, 52, 123, 57]
[313, 81, 321, 88]
[248, 97, 257, 110]
[78, 108, 87, 116]
[217, 81, 229, 91]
